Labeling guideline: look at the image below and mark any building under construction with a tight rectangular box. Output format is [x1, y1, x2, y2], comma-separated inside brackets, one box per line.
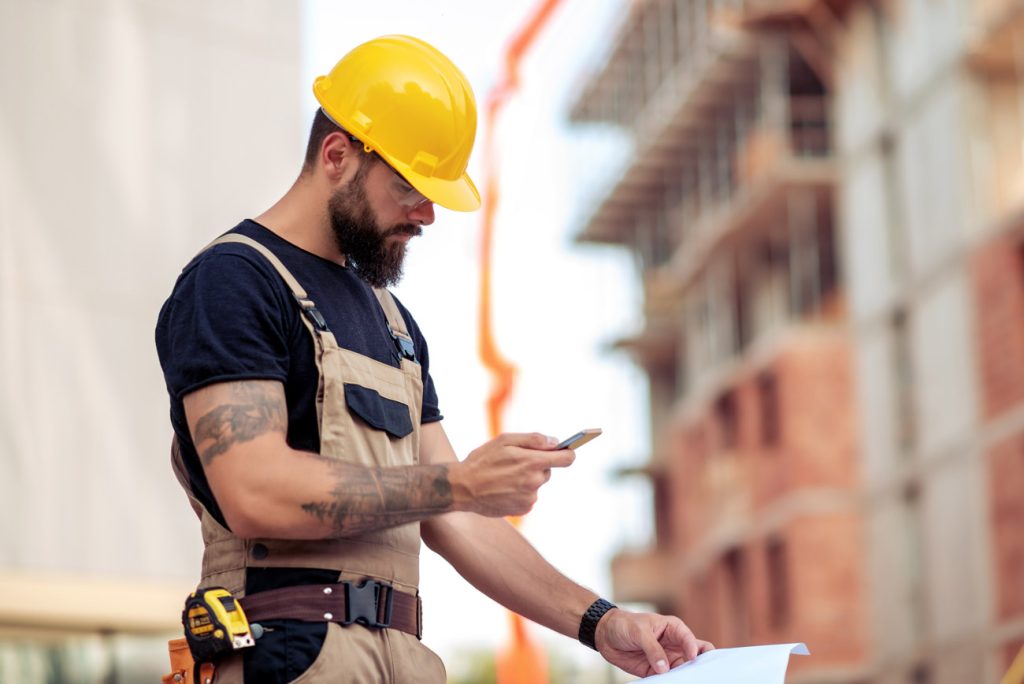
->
[569, 0, 1024, 682]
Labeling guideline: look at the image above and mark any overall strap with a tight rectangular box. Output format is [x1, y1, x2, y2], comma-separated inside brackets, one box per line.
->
[202, 233, 336, 442]
[373, 288, 418, 364]
[203, 233, 415, 365]
[205, 233, 332, 341]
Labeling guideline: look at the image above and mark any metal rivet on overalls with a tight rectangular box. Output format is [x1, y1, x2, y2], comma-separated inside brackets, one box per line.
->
[324, 612, 333, 620]
[323, 587, 332, 595]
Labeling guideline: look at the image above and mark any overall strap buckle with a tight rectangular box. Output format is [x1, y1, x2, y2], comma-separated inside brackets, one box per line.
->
[343, 580, 394, 629]
[389, 327, 418, 364]
[293, 294, 329, 332]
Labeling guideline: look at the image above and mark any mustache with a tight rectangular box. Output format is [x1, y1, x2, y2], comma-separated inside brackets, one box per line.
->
[384, 224, 423, 239]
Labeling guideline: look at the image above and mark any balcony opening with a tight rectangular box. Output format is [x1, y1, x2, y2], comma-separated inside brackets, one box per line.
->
[788, 48, 829, 158]
[723, 547, 751, 645]
[818, 213, 839, 304]
[734, 255, 754, 352]
[765, 535, 790, 630]
[632, 186, 678, 271]
[757, 371, 781, 448]
[787, 193, 839, 320]
[653, 473, 674, 550]
[715, 390, 739, 450]
[648, 340, 681, 435]
[691, 571, 718, 644]
[909, 663, 932, 684]
[752, 236, 789, 335]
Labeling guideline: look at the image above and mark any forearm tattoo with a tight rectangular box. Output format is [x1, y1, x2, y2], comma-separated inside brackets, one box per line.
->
[302, 460, 454, 537]
[193, 382, 453, 535]
[193, 383, 287, 465]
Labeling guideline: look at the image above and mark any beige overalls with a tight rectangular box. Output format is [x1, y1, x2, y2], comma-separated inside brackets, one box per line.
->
[171, 234, 446, 683]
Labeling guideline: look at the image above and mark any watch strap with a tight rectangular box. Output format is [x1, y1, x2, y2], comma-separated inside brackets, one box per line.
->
[578, 598, 617, 650]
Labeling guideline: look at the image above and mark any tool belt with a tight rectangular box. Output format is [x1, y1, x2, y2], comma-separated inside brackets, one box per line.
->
[163, 580, 421, 683]
[241, 579, 422, 639]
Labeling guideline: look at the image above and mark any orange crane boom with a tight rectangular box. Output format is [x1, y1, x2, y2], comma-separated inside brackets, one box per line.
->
[476, 1, 564, 682]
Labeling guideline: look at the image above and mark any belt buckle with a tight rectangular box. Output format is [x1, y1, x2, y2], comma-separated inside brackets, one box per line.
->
[343, 580, 393, 629]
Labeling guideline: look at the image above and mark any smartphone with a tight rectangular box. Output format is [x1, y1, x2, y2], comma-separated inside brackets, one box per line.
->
[556, 428, 602, 450]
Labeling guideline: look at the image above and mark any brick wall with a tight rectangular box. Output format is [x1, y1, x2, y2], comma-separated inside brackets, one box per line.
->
[670, 331, 865, 668]
[973, 232, 1024, 674]
[972, 235, 1024, 419]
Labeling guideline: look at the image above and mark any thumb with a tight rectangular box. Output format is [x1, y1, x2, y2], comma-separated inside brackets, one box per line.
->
[637, 628, 670, 675]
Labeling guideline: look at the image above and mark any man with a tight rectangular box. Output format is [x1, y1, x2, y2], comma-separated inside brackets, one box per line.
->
[156, 35, 711, 683]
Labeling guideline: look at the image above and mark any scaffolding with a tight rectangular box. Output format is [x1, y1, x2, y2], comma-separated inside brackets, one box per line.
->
[571, 0, 840, 400]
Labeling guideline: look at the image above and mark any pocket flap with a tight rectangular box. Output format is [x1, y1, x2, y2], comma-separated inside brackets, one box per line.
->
[343, 383, 414, 439]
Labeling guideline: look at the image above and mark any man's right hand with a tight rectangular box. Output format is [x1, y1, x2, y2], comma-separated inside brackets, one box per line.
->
[448, 433, 576, 517]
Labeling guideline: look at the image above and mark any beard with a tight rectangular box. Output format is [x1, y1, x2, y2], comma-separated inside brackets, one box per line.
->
[328, 164, 422, 288]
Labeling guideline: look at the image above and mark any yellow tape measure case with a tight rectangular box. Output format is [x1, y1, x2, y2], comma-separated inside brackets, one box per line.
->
[182, 587, 255, 663]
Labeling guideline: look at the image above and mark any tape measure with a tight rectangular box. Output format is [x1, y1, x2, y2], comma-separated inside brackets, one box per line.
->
[182, 587, 255, 663]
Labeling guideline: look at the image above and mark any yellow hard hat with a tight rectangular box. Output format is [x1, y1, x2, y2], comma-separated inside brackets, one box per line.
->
[313, 35, 480, 212]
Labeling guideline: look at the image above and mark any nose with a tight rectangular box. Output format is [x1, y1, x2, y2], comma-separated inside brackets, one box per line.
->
[408, 200, 435, 226]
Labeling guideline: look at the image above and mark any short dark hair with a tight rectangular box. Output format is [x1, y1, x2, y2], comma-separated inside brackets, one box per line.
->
[302, 108, 368, 171]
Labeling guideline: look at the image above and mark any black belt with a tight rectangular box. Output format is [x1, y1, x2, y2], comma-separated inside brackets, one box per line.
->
[240, 580, 421, 639]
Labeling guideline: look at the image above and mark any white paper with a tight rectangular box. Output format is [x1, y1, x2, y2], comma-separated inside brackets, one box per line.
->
[640, 643, 810, 683]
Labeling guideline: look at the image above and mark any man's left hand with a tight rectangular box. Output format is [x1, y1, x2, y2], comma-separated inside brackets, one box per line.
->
[595, 608, 714, 677]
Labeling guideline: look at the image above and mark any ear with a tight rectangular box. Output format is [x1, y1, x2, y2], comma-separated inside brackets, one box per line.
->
[318, 131, 363, 184]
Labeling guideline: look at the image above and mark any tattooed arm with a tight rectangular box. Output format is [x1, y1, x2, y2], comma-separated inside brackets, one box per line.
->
[419, 422, 713, 677]
[183, 380, 573, 539]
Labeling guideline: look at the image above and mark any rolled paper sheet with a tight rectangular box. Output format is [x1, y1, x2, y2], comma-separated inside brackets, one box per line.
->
[641, 643, 810, 683]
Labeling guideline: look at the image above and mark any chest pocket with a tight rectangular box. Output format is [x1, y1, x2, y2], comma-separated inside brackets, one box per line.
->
[344, 383, 414, 439]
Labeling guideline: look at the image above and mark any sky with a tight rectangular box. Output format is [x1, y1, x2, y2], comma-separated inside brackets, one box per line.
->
[302, 0, 657, 671]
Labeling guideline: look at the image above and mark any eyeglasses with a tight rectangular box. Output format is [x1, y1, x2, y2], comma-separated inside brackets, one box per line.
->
[382, 165, 430, 210]
[346, 133, 430, 210]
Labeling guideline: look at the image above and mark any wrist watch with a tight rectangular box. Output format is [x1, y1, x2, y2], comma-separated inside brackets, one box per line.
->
[578, 598, 617, 650]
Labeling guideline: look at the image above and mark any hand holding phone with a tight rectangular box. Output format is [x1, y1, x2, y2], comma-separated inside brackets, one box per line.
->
[556, 428, 602, 450]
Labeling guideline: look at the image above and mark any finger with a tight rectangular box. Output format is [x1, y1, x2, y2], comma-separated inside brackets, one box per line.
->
[499, 432, 559, 449]
[669, 653, 689, 669]
[506, 445, 576, 469]
[671, 639, 712, 668]
[540, 448, 575, 468]
[541, 468, 552, 483]
[637, 626, 671, 675]
[663, 619, 700, 662]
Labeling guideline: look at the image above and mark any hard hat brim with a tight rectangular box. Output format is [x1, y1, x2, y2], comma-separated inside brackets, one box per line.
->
[397, 165, 481, 213]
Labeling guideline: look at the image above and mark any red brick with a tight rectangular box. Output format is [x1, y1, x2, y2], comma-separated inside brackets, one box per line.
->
[987, 431, 1024, 621]
[972, 236, 1024, 419]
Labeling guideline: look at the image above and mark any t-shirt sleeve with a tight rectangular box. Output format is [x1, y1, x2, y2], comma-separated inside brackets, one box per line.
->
[156, 251, 293, 400]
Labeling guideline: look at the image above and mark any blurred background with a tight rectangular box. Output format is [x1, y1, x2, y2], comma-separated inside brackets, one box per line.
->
[1, 0, 1023, 683]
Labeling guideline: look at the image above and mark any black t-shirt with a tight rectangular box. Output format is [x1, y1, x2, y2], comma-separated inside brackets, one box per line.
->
[155, 219, 442, 529]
